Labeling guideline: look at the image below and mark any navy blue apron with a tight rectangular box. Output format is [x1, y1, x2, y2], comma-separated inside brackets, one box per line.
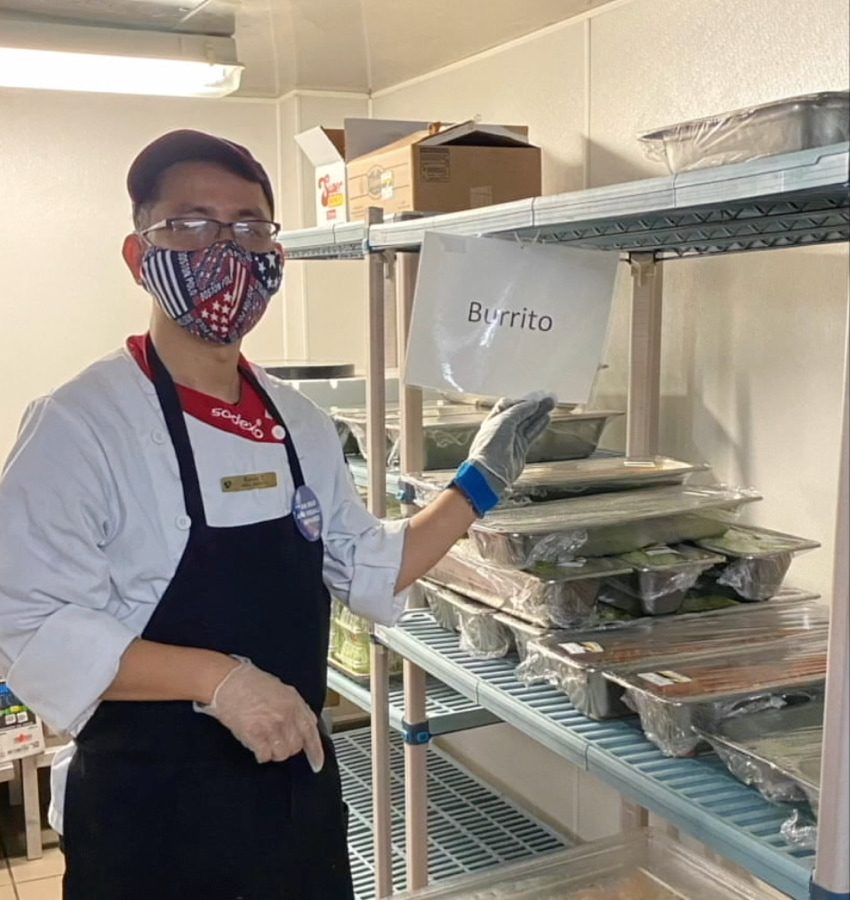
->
[62, 338, 353, 900]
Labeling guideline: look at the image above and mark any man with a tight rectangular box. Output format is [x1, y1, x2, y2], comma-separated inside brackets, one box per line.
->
[0, 130, 553, 899]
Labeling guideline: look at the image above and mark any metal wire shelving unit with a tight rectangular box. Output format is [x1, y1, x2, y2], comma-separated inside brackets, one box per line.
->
[335, 727, 566, 899]
[281, 141, 850, 899]
[376, 612, 819, 899]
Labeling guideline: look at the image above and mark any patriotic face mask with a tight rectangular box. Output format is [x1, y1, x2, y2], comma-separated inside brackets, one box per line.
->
[140, 242, 284, 345]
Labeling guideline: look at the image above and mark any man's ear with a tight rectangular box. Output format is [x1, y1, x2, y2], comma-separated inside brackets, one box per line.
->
[122, 234, 146, 285]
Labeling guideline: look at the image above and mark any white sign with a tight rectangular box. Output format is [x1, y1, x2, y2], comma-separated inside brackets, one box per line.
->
[404, 233, 619, 403]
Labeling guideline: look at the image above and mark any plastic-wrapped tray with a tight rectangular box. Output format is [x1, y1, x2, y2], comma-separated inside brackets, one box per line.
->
[695, 525, 820, 601]
[424, 543, 633, 628]
[403, 456, 706, 505]
[600, 584, 818, 619]
[392, 826, 763, 898]
[468, 485, 760, 568]
[491, 612, 550, 662]
[333, 405, 622, 469]
[516, 599, 827, 720]
[601, 544, 726, 615]
[604, 636, 828, 756]
[696, 697, 822, 815]
[639, 91, 850, 173]
[414, 581, 513, 659]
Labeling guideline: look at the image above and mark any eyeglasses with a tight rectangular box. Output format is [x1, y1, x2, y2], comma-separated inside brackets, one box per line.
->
[141, 217, 281, 252]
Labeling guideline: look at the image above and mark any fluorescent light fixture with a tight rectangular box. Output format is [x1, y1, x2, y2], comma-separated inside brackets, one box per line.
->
[0, 19, 243, 97]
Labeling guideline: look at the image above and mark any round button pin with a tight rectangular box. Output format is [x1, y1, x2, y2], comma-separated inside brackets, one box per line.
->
[292, 485, 322, 542]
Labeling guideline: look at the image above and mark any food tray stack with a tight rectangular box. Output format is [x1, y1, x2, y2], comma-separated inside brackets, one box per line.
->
[424, 541, 635, 629]
[468, 485, 761, 568]
[516, 598, 828, 722]
[604, 633, 828, 757]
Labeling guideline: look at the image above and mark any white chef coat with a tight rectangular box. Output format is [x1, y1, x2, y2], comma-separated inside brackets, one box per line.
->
[0, 347, 409, 832]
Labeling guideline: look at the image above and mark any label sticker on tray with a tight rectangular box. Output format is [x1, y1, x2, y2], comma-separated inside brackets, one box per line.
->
[638, 670, 692, 687]
[560, 641, 604, 654]
[645, 545, 679, 557]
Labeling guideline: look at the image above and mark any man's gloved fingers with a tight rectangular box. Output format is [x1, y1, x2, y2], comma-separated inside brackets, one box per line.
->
[269, 732, 300, 762]
[520, 409, 554, 444]
[299, 717, 326, 773]
[487, 397, 516, 417]
[518, 397, 556, 439]
[492, 398, 541, 429]
[253, 741, 274, 764]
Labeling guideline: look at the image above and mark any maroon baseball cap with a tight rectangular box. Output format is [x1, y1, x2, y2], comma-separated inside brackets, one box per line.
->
[127, 129, 275, 216]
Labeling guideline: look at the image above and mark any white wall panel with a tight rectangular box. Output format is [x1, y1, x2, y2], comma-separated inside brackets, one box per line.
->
[0, 90, 278, 457]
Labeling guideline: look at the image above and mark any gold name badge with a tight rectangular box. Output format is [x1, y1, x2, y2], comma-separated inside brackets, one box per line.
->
[221, 472, 279, 493]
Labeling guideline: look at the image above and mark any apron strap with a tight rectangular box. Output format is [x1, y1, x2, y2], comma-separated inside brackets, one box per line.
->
[238, 364, 307, 491]
[146, 335, 207, 526]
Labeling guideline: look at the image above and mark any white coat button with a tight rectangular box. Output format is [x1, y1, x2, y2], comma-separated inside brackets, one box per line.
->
[271, 424, 286, 441]
[176, 515, 191, 530]
[152, 430, 167, 445]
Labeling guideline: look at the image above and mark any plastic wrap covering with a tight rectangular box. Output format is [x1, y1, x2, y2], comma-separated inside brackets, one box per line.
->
[601, 545, 726, 615]
[781, 809, 818, 851]
[696, 697, 822, 813]
[414, 581, 513, 659]
[516, 600, 827, 720]
[392, 827, 764, 899]
[639, 91, 850, 173]
[468, 485, 761, 569]
[517, 632, 630, 719]
[403, 456, 706, 506]
[605, 637, 828, 757]
[695, 525, 820, 601]
[328, 599, 402, 682]
[332, 404, 622, 469]
[491, 612, 550, 662]
[424, 542, 633, 628]
[600, 584, 820, 620]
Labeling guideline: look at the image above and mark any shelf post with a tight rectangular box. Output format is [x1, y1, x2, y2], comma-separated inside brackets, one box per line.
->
[366, 207, 394, 899]
[396, 252, 429, 890]
[620, 799, 649, 831]
[626, 253, 663, 458]
[812, 319, 849, 900]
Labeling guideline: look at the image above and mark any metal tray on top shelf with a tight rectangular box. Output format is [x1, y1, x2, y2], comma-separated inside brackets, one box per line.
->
[639, 91, 849, 173]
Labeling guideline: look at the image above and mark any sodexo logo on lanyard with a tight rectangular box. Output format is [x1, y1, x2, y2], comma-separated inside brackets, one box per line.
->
[293, 485, 322, 542]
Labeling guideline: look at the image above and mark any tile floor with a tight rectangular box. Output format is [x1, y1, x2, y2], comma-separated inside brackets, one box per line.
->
[0, 771, 63, 900]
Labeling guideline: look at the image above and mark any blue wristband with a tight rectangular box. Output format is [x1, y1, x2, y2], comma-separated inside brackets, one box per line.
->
[451, 461, 501, 517]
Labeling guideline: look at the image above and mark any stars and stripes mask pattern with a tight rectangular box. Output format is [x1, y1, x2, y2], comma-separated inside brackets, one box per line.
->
[141, 242, 284, 345]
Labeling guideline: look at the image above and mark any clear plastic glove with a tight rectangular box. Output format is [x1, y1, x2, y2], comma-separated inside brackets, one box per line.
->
[196, 659, 325, 771]
[468, 394, 556, 490]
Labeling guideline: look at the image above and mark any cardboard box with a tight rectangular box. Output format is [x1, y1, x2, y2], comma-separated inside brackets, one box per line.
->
[295, 119, 429, 226]
[346, 121, 541, 221]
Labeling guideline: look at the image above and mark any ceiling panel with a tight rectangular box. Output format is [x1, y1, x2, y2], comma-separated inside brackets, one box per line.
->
[0, 0, 236, 34]
[0, 0, 620, 96]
